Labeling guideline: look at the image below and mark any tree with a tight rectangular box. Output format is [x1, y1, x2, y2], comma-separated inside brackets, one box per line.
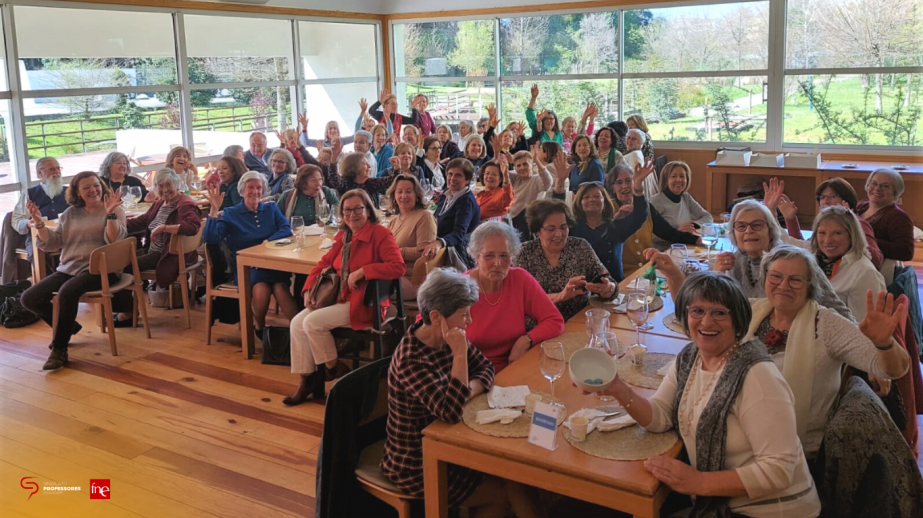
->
[154, 60, 218, 108]
[501, 16, 550, 74]
[646, 79, 680, 122]
[43, 59, 123, 119]
[448, 20, 494, 76]
[574, 13, 618, 74]
[623, 10, 653, 61]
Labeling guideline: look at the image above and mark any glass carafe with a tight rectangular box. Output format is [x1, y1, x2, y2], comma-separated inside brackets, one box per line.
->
[584, 308, 610, 343]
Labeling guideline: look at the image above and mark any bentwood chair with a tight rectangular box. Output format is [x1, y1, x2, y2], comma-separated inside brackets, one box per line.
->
[140, 225, 204, 329]
[204, 243, 240, 345]
[332, 279, 407, 370]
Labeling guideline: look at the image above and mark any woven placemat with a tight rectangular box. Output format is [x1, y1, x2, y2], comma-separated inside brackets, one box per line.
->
[596, 295, 665, 314]
[662, 314, 687, 335]
[550, 331, 589, 363]
[462, 391, 565, 438]
[563, 424, 678, 460]
[264, 237, 320, 250]
[616, 352, 676, 389]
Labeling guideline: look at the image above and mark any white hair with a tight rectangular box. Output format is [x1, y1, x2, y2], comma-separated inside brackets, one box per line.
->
[468, 220, 522, 259]
[238, 170, 269, 194]
[728, 199, 782, 250]
[627, 128, 647, 145]
[152, 168, 182, 194]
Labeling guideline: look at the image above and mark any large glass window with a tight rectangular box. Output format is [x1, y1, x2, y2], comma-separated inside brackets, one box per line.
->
[185, 15, 293, 84]
[394, 21, 496, 78]
[499, 13, 619, 76]
[500, 79, 617, 129]
[0, 101, 16, 187]
[300, 21, 377, 79]
[395, 81, 496, 135]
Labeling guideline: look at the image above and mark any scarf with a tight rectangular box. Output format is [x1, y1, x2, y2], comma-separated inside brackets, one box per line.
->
[672, 339, 772, 518]
[284, 188, 326, 221]
[339, 227, 353, 302]
[816, 252, 841, 278]
[744, 298, 818, 444]
[267, 171, 289, 195]
[729, 253, 764, 298]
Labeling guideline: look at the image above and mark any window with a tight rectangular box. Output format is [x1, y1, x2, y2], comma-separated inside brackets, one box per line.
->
[304, 82, 378, 150]
[0, 101, 16, 187]
[500, 79, 617, 132]
[184, 16, 293, 84]
[394, 21, 496, 78]
[395, 81, 496, 135]
[500, 13, 618, 76]
[300, 21, 377, 79]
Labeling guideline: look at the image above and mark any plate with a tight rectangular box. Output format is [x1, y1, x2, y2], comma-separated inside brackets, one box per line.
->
[842, 163, 858, 169]
[893, 165, 909, 171]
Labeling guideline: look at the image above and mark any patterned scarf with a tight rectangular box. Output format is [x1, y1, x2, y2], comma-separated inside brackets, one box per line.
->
[338, 227, 353, 302]
[815, 252, 841, 279]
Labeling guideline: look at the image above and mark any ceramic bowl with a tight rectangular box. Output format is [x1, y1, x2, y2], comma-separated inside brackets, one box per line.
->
[569, 347, 617, 393]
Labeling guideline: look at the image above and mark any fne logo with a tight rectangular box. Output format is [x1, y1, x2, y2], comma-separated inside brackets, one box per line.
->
[90, 479, 110, 499]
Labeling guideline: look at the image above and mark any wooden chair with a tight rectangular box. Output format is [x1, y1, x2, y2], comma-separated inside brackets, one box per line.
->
[332, 279, 407, 370]
[355, 438, 418, 518]
[204, 243, 239, 345]
[140, 226, 204, 329]
[52, 237, 151, 356]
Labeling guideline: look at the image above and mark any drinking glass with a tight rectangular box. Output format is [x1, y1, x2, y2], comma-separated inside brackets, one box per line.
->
[627, 293, 649, 348]
[118, 186, 132, 208]
[291, 216, 305, 252]
[317, 203, 330, 235]
[539, 342, 565, 408]
[191, 180, 203, 193]
[701, 223, 719, 258]
[584, 308, 609, 340]
[669, 244, 687, 265]
[379, 194, 392, 215]
[130, 186, 143, 206]
[590, 331, 620, 403]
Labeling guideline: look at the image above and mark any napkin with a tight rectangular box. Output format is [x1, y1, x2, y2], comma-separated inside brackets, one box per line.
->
[563, 408, 610, 434]
[487, 385, 531, 409]
[656, 361, 673, 377]
[624, 150, 644, 169]
[320, 238, 334, 250]
[596, 414, 637, 432]
[303, 225, 323, 236]
[475, 409, 522, 425]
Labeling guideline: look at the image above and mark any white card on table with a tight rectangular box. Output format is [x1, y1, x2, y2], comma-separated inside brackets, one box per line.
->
[528, 401, 561, 451]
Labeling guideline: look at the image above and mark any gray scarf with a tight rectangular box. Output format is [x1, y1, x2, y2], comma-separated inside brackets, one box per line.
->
[671, 339, 772, 518]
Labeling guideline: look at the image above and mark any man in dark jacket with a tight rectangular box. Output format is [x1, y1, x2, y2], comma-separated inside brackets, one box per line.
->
[244, 132, 272, 175]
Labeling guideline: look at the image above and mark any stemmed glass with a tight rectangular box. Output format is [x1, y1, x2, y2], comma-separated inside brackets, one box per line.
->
[291, 216, 305, 252]
[119, 185, 133, 209]
[316, 202, 331, 235]
[539, 342, 565, 408]
[627, 293, 649, 348]
[130, 186, 143, 206]
[191, 180, 203, 194]
[379, 194, 392, 216]
[701, 223, 720, 259]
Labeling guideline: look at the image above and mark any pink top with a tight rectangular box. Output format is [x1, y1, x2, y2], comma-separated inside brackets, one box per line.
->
[466, 267, 565, 372]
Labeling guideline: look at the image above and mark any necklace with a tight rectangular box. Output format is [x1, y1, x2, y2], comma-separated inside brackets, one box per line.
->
[677, 342, 738, 438]
[478, 275, 504, 306]
[744, 260, 758, 288]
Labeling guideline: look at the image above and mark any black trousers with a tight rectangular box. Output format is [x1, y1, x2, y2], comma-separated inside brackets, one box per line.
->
[21, 270, 119, 350]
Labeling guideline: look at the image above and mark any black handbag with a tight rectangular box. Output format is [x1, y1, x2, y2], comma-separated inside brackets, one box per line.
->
[261, 325, 291, 366]
[1, 295, 39, 329]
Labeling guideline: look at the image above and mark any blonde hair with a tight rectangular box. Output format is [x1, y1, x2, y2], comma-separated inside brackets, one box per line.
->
[464, 135, 487, 160]
[627, 114, 649, 133]
[659, 161, 692, 193]
[810, 205, 870, 261]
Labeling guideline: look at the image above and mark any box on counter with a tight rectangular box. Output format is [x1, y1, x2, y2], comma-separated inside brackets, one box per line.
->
[784, 152, 822, 169]
[716, 147, 753, 166]
[750, 153, 784, 167]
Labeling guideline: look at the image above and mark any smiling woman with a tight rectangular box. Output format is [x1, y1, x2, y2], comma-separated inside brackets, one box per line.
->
[649, 161, 712, 249]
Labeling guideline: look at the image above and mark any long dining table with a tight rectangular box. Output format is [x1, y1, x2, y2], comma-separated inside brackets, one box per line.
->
[421, 263, 692, 518]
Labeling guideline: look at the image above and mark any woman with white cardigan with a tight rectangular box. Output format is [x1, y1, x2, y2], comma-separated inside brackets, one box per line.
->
[649, 161, 712, 249]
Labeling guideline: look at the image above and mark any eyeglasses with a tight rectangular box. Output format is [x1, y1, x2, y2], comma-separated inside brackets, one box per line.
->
[868, 181, 893, 191]
[540, 224, 569, 235]
[686, 306, 732, 321]
[479, 253, 511, 263]
[428, 146, 442, 151]
[816, 193, 842, 203]
[766, 271, 805, 289]
[270, 160, 288, 165]
[41, 166, 63, 173]
[733, 220, 766, 232]
[342, 206, 367, 215]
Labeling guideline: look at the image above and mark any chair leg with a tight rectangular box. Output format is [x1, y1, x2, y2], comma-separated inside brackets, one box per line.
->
[132, 292, 138, 328]
[180, 274, 192, 329]
[168, 283, 174, 310]
[205, 294, 213, 345]
[52, 295, 58, 337]
[102, 300, 118, 356]
[96, 304, 105, 332]
[397, 500, 412, 518]
[136, 286, 151, 339]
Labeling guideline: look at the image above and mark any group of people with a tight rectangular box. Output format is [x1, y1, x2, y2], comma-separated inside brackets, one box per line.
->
[2, 87, 920, 518]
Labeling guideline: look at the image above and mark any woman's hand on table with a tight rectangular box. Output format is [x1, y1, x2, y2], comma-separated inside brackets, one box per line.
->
[508, 335, 532, 363]
[713, 252, 735, 273]
[643, 456, 702, 495]
[346, 268, 365, 291]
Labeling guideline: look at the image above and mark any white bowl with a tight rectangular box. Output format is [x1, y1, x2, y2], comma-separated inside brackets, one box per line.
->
[569, 348, 617, 393]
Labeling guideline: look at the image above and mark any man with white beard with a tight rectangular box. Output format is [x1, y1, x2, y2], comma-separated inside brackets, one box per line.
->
[0, 157, 68, 283]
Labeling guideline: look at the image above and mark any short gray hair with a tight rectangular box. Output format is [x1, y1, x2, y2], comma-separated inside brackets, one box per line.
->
[269, 148, 297, 173]
[417, 268, 480, 325]
[223, 145, 244, 158]
[674, 271, 752, 340]
[759, 245, 836, 303]
[152, 168, 182, 194]
[627, 128, 647, 145]
[98, 152, 129, 179]
[810, 205, 869, 261]
[354, 130, 372, 143]
[728, 199, 782, 250]
[468, 220, 522, 260]
[36, 156, 59, 174]
[238, 170, 269, 195]
[865, 167, 905, 199]
[459, 120, 475, 134]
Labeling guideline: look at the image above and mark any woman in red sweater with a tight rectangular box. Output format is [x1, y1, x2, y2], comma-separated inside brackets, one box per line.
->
[464, 220, 564, 372]
[858, 168, 915, 269]
[284, 189, 406, 405]
[475, 156, 514, 222]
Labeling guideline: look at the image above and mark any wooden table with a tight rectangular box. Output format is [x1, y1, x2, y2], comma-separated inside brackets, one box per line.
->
[422, 271, 691, 518]
[235, 235, 329, 358]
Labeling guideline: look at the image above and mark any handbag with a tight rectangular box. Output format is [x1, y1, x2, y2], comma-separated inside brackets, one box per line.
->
[1, 295, 39, 329]
[306, 267, 340, 310]
[261, 326, 291, 366]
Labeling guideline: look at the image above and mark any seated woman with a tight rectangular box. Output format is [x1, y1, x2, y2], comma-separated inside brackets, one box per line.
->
[381, 268, 547, 518]
[483, 105, 527, 160]
[626, 114, 655, 163]
[858, 168, 914, 283]
[414, 137, 445, 189]
[215, 156, 247, 210]
[117, 169, 201, 325]
[594, 126, 623, 175]
[462, 135, 488, 173]
[436, 124, 462, 162]
[384, 142, 425, 182]
[605, 163, 700, 277]
[456, 120, 475, 149]
[811, 206, 885, 321]
[284, 190, 405, 405]
[301, 119, 355, 149]
[597, 271, 822, 517]
[99, 151, 148, 202]
[278, 128, 318, 168]
[514, 198, 618, 322]
[266, 149, 297, 202]
[277, 164, 339, 223]
[650, 161, 712, 249]
[385, 174, 437, 299]
[163, 146, 198, 189]
[476, 157, 514, 222]
[465, 221, 564, 371]
[371, 124, 394, 177]
[713, 200, 790, 298]
[21, 171, 127, 370]
[566, 135, 605, 193]
[203, 171, 298, 338]
[326, 152, 397, 205]
[421, 158, 481, 269]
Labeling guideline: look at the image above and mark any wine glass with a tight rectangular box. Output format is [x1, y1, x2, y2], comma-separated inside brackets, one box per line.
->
[316, 203, 331, 235]
[379, 194, 392, 215]
[119, 186, 132, 209]
[627, 293, 649, 348]
[191, 180, 203, 194]
[539, 342, 565, 408]
[130, 186, 143, 206]
[591, 331, 620, 403]
[701, 223, 719, 259]
[291, 216, 305, 252]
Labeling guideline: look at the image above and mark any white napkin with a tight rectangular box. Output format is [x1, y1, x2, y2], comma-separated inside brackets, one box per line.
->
[487, 385, 531, 409]
[596, 414, 637, 432]
[319, 238, 334, 250]
[656, 361, 673, 378]
[475, 409, 523, 425]
[624, 150, 644, 169]
[303, 225, 323, 236]
[563, 408, 610, 434]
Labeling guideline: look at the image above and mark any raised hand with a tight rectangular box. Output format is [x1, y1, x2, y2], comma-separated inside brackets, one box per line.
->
[379, 89, 389, 105]
[614, 204, 634, 219]
[643, 248, 680, 276]
[552, 151, 570, 182]
[103, 190, 123, 214]
[486, 104, 499, 128]
[530, 83, 539, 99]
[778, 194, 798, 220]
[330, 138, 343, 159]
[389, 156, 400, 169]
[631, 159, 655, 193]
[204, 185, 225, 217]
[489, 134, 502, 156]
[297, 112, 308, 132]
[859, 291, 908, 347]
[531, 141, 545, 167]
[535, 109, 550, 125]
[762, 177, 785, 214]
[498, 153, 510, 176]
[274, 130, 285, 146]
[582, 102, 596, 120]
[25, 199, 42, 224]
[358, 98, 368, 114]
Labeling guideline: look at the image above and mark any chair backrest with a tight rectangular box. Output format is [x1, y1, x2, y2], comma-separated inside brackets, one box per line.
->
[89, 237, 138, 276]
[168, 224, 204, 256]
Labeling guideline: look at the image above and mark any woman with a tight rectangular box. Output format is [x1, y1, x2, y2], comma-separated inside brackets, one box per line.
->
[99, 151, 148, 202]
[416, 137, 445, 189]
[594, 126, 622, 175]
[224, 145, 245, 162]
[607, 163, 700, 276]
[381, 268, 546, 518]
[566, 135, 605, 193]
[386, 175, 437, 299]
[436, 124, 462, 162]
[597, 271, 822, 517]
[462, 135, 488, 173]
[20, 171, 127, 371]
[326, 152, 396, 205]
[203, 171, 298, 338]
[402, 124, 421, 151]
[421, 158, 481, 269]
[713, 199, 788, 298]
[278, 128, 317, 168]
[215, 156, 247, 210]
[650, 161, 713, 248]
[277, 164, 339, 223]
[811, 206, 885, 321]
[385, 142, 425, 183]
[465, 221, 564, 371]
[483, 105, 527, 160]
[475, 157, 513, 222]
[117, 169, 201, 325]
[370, 89, 419, 136]
[266, 149, 297, 202]
[165, 146, 198, 189]
[456, 120, 475, 149]
[284, 190, 405, 405]
[514, 198, 618, 322]
[561, 103, 594, 153]
[371, 123, 394, 177]
[509, 147, 553, 240]
[525, 84, 562, 144]
[411, 94, 435, 137]
[858, 168, 914, 279]
[301, 120, 355, 149]
[626, 114, 654, 163]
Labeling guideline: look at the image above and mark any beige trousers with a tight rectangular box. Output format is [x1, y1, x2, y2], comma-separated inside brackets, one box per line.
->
[289, 302, 351, 374]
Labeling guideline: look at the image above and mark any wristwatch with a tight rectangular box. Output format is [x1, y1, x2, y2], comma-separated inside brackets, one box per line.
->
[106, 213, 118, 220]
[524, 334, 533, 348]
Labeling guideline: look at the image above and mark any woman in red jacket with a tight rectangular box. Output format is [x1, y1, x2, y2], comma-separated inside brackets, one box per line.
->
[284, 189, 406, 405]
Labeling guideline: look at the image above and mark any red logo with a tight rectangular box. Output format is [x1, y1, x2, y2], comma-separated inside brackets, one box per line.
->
[21, 477, 39, 500]
[90, 479, 110, 499]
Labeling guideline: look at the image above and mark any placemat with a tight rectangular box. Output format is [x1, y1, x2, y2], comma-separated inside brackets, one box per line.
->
[462, 391, 565, 438]
[662, 314, 687, 335]
[599, 294, 664, 314]
[616, 352, 676, 389]
[551, 331, 589, 363]
[563, 424, 678, 460]
[264, 238, 320, 250]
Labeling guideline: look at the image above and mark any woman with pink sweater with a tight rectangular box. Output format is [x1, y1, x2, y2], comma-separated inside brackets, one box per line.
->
[464, 221, 564, 372]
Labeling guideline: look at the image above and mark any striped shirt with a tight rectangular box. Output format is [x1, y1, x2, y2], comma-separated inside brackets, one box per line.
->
[147, 203, 176, 253]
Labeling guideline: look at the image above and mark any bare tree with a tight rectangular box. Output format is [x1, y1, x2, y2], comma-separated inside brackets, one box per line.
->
[44, 59, 122, 119]
[502, 16, 550, 74]
[575, 13, 617, 74]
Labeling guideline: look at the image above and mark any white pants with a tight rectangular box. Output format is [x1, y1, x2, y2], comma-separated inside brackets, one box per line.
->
[290, 302, 351, 375]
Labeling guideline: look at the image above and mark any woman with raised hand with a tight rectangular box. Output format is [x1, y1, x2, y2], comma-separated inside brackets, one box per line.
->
[265, 149, 297, 202]
[525, 84, 562, 145]
[411, 94, 435, 137]
[370, 89, 419, 136]
[326, 152, 398, 206]
[508, 145, 553, 241]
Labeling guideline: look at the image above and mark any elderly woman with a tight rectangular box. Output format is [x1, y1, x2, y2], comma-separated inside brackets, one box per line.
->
[266, 149, 297, 201]
[371, 123, 394, 177]
[214, 156, 247, 210]
[277, 164, 339, 223]
[462, 134, 488, 173]
[224, 144, 245, 162]
[203, 171, 297, 338]
[370, 89, 419, 136]
[436, 124, 461, 162]
[381, 268, 547, 518]
[598, 271, 821, 517]
[284, 190, 405, 405]
[811, 206, 886, 321]
[465, 221, 564, 371]
[326, 152, 396, 205]
[624, 129, 657, 198]
[713, 200, 790, 298]
[278, 128, 318, 168]
[514, 198, 618, 322]
[456, 120, 476, 149]
[411, 94, 435, 137]
[566, 135, 604, 193]
[21, 171, 127, 370]
[99, 151, 148, 202]
[626, 114, 655, 163]
[525, 84, 562, 145]
[300, 120, 355, 149]
[858, 168, 914, 278]
[418, 136, 446, 190]
[421, 158, 481, 269]
[594, 126, 623, 175]
[386, 174, 437, 299]
[384, 142, 426, 187]
[476, 157, 514, 221]
[650, 161, 713, 248]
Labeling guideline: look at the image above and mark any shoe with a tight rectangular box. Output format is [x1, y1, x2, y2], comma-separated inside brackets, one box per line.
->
[43, 348, 68, 371]
[71, 322, 82, 336]
[282, 373, 319, 406]
[324, 361, 352, 382]
[113, 315, 135, 328]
